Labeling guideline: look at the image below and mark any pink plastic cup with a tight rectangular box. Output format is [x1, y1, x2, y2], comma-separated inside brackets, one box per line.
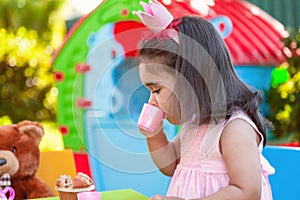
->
[77, 191, 101, 200]
[137, 103, 165, 133]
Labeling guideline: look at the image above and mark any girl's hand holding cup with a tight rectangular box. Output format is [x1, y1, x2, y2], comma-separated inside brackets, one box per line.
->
[137, 103, 165, 137]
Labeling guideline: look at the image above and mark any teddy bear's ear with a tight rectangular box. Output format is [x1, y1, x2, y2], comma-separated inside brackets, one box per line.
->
[17, 120, 44, 145]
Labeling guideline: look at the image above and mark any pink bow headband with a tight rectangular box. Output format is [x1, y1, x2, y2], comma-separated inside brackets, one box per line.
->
[132, 0, 180, 44]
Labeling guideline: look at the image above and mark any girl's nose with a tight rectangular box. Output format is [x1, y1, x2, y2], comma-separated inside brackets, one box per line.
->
[148, 94, 158, 106]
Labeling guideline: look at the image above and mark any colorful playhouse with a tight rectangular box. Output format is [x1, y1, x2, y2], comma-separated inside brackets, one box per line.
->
[52, 0, 297, 199]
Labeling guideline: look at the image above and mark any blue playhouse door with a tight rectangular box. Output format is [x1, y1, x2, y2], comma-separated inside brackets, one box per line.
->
[82, 22, 177, 197]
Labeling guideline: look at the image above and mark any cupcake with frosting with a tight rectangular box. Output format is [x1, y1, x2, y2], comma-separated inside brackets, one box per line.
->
[55, 172, 95, 200]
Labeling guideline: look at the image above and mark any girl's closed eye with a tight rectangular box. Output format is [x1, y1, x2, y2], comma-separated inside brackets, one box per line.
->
[152, 88, 161, 94]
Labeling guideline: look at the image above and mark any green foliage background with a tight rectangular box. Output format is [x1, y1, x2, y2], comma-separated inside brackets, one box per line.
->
[267, 29, 300, 144]
[0, 0, 65, 123]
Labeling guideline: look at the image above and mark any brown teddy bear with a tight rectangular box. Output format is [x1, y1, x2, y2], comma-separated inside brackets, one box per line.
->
[0, 120, 55, 200]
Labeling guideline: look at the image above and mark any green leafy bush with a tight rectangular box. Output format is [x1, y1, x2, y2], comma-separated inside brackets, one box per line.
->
[0, 0, 65, 123]
[267, 29, 300, 144]
[0, 27, 57, 122]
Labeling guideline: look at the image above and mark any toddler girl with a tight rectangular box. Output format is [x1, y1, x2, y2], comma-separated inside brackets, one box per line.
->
[133, 1, 275, 199]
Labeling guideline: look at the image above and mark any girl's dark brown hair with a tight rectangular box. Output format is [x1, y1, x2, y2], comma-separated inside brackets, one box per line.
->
[138, 16, 271, 146]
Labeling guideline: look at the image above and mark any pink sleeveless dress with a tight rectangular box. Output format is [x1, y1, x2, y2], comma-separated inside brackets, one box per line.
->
[166, 110, 275, 199]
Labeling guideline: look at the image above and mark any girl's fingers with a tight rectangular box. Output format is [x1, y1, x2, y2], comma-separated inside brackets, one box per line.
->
[150, 194, 164, 200]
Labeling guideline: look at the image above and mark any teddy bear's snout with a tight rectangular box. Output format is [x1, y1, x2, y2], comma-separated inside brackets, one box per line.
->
[0, 151, 19, 176]
[0, 158, 7, 166]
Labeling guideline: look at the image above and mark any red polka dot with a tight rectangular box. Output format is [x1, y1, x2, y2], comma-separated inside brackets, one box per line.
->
[112, 49, 117, 58]
[54, 72, 64, 82]
[219, 22, 225, 32]
[121, 9, 129, 16]
[59, 125, 69, 135]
